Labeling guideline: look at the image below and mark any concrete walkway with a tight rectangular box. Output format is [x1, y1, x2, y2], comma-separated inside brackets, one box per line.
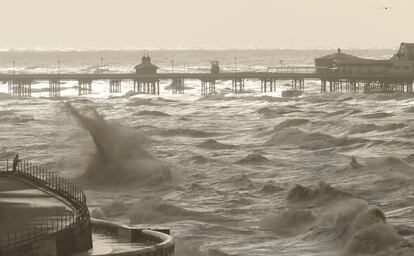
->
[0, 174, 72, 237]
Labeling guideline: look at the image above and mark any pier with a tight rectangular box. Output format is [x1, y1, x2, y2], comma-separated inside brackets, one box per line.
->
[1, 71, 414, 97]
[2, 45, 414, 97]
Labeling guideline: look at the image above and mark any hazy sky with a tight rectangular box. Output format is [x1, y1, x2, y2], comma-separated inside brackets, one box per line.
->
[1, 0, 413, 49]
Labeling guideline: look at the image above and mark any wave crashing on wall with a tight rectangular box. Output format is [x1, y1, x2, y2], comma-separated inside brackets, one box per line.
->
[64, 102, 171, 185]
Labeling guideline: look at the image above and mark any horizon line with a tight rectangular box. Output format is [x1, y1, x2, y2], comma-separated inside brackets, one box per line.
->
[0, 46, 398, 52]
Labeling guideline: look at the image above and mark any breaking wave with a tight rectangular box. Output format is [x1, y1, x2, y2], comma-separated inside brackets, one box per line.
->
[64, 102, 171, 185]
[262, 182, 414, 255]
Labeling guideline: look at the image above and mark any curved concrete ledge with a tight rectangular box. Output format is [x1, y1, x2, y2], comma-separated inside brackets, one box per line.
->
[0, 161, 92, 256]
[91, 218, 175, 256]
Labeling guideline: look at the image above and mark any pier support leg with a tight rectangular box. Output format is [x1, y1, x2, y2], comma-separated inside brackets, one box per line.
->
[49, 79, 61, 97]
[172, 79, 185, 94]
[232, 78, 244, 94]
[201, 79, 216, 95]
[109, 79, 122, 93]
[78, 80, 92, 95]
[8, 80, 32, 97]
[261, 78, 275, 93]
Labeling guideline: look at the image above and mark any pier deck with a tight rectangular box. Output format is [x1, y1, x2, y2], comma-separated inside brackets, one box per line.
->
[1, 71, 414, 96]
[1, 72, 414, 81]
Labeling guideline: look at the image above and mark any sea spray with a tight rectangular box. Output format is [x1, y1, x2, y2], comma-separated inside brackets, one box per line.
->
[63, 102, 171, 184]
[262, 182, 414, 255]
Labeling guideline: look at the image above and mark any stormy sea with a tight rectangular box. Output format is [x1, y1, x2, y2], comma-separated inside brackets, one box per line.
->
[2, 49, 414, 256]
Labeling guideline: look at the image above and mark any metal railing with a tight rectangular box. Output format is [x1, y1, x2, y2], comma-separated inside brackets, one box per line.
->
[266, 66, 316, 74]
[0, 159, 90, 252]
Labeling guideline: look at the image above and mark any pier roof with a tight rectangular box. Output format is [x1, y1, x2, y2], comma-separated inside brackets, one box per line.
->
[315, 49, 362, 61]
[134, 55, 159, 70]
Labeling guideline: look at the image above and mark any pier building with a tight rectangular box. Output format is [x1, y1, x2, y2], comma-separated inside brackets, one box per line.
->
[315, 48, 361, 74]
[336, 59, 392, 75]
[210, 61, 220, 74]
[390, 43, 414, 74]
[133, 55, 160, 94]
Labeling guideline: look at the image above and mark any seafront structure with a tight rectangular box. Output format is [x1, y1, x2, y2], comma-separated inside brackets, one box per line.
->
[1, 45, 414, 97]
[0, 159, 175, 256]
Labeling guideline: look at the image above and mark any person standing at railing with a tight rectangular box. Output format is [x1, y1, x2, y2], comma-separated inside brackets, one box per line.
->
[12, 154, 20, 172]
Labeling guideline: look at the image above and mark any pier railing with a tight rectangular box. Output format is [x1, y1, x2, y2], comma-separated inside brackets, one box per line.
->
[266, 66, 316, 74]
[0, 159, 90, 253]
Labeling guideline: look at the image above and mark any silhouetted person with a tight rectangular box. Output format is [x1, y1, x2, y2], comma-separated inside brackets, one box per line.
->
[12, 154, 19, 172]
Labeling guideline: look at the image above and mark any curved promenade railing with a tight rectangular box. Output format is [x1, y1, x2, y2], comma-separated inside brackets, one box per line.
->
[0, 159, 92, 255]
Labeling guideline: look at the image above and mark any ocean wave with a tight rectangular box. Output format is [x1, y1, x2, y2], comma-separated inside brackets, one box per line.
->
[265, 128, 367, 150]
[287, 182, 351, 204]
[0, 93, 12, 99]
[64, 103, 171, 185]
[91, 200, 130, 219]
[133, 110, 171, 117]
[198, 139, 236, 149]
[164, 83, 194, 90]
[190, 155, 210, 164]
[358, 112, 395, 119]
[177, 241, 233, 256]
[128, 196, 221, 224]
[325, 109, 362, 117]
[261, 208, 316, 235]
[273, 118, 310, 130]
[281, 90, 303, 98]
[256, 106, 301, 117]
[259, 182, 285, 193]
[403, 106, 414, 113]
[0, 110, 14, 116]
[224, 174, 253, 188]
[235, 153, 270, 164]
[160, 128, 217, 138]
[126, 98, 164, 107]
[300, 93, 354, 103]
[359, 156, 414, 178]
[262, 182, 414, 255]
[0, 114, 34, 124]
[348, 123, 406, 134]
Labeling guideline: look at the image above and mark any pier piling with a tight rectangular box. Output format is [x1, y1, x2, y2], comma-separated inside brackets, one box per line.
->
[201, 79, 216, 95]
[49, 79, 61, 97]
[261, 78, 276, 92]
[232, 78, 245, 93]
[109, 79, 121, 93]
[78, 80, 92, 95]
[8, 80, 31, 97]
[172, 78, 185, 94]
[133, 79, 159, 95]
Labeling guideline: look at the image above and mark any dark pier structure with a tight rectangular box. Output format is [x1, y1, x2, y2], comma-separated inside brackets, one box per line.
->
[8, 80, 32, 97]
[1, 44, 414, 97]
[133, 55, 160, 95]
